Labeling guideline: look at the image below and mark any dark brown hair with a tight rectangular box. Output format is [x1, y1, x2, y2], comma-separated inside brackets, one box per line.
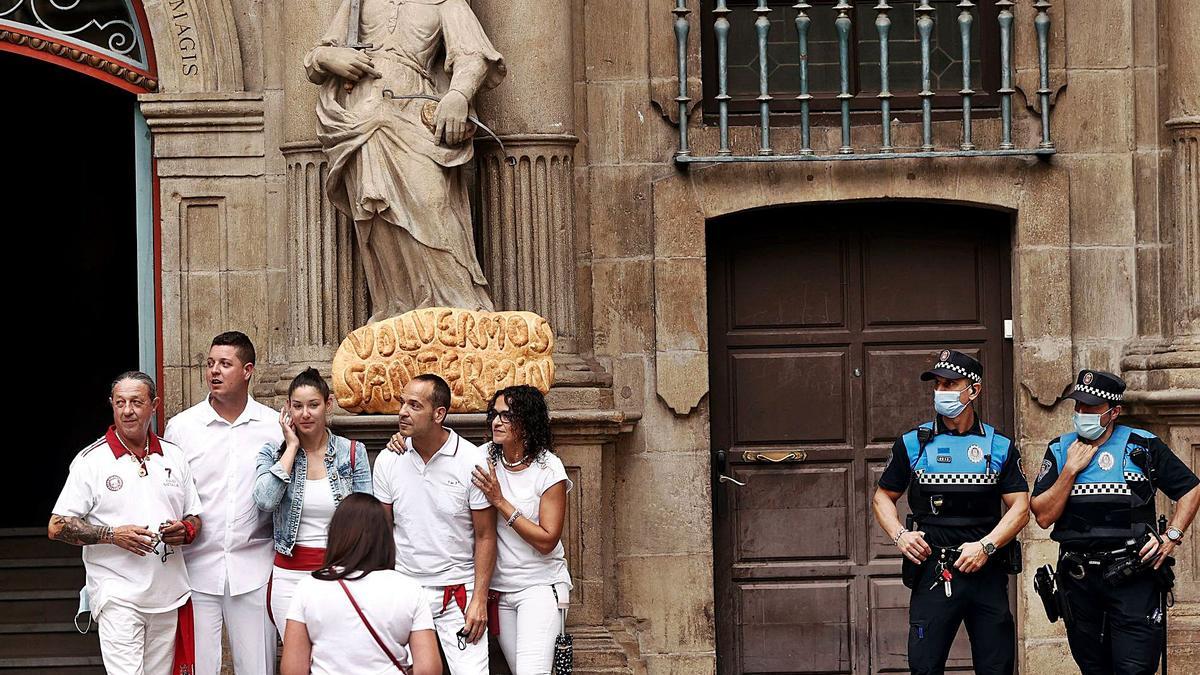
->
[289, 367, 330, 400]
[312, 493, 396, 581]
[412, 373, 451, 411]
[211, 331, 256, 366]
[487, 385, 554, 465]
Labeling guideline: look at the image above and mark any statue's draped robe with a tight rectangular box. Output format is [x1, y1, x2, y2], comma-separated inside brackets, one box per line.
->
[306, 0, 505, 320]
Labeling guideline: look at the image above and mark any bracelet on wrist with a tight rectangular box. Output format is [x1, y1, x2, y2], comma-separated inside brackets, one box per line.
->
[892, 528, 909, 545]
[506, 508, 522, 527]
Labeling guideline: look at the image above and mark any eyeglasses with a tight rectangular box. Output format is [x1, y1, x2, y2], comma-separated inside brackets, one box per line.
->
[485, 409, 515, 425]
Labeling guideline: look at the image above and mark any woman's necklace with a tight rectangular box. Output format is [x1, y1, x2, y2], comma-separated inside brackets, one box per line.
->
[500, 450, 527, 469]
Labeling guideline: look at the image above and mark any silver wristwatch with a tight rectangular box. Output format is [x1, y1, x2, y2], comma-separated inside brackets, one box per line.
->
[981, 539, 997, 556]
[1166, 526, 1184, 544]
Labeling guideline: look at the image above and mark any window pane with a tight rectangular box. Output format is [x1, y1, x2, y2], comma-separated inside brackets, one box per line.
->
[712, 0, 986, 107]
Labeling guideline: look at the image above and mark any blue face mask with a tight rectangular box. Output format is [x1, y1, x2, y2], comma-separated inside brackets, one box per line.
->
[933, 387, 972, 418]
[1073, 410, 1111, 440]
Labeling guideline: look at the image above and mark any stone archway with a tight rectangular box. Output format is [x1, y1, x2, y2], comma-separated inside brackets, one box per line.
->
[140, 0, 243, 93]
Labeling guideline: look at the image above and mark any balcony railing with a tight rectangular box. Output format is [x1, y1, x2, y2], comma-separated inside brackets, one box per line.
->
[671, 0, 1056, 163]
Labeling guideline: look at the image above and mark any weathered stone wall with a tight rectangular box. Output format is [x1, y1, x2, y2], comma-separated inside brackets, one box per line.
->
[133, 0, 1198, 672]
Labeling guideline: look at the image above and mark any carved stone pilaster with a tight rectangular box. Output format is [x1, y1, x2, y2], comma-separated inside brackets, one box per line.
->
[282, 140, 369, 367]
[477, 135, 579, 356]
[1166, 118, 1200, 345]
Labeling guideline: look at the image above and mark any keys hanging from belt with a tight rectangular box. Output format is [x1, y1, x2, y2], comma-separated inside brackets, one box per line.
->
[930, 549, 956, 597]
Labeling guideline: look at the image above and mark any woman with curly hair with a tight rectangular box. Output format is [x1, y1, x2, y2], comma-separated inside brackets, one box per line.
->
[470, 385, 572, 675]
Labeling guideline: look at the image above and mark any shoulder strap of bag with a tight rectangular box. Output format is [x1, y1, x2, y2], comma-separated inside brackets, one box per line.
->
[350, 440, 357, 473]
[337, 579, 405, 672]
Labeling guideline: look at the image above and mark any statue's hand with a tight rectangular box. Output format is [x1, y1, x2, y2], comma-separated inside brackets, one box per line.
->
[435, 89, 471, 145]
[315, 46, 381, 86]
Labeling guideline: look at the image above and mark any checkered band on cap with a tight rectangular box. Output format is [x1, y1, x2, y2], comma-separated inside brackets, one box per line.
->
[916, 471, 999, 485]
[1123, 472, 1147, 482]
[1071, 482, 1131, 496]
[1073, 383, 1122, 401]
[931, 361, 982, 383]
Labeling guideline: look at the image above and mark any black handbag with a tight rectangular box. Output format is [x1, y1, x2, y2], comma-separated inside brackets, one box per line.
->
[552, 588, 573, 674]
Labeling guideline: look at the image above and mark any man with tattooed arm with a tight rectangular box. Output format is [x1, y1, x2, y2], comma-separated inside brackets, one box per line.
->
[48, 371, 203, 674]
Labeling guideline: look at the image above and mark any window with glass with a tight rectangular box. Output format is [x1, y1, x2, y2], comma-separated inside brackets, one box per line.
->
[701, 0, 1000, 118]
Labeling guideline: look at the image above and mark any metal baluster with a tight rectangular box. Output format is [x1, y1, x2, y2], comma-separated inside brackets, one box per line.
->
[755, 0, 773, 155]
[916, 0, 935, 151]
[958, 1, 975, 150]
[997, 0, 1015, 149]
[875, 2, 893, 152]
[673, 0, 691, 157]
[795, 2, 813, 155]
[1034, 0, 1054, 149]
[835, 0, 853, 154]
[715, 0, 732, 155]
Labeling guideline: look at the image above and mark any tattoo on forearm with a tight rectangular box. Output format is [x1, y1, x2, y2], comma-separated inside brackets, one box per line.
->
[50, 515, 113, 546]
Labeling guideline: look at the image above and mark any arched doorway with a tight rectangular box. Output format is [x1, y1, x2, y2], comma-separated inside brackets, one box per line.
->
[2, 2, 158, 668]
[707, 201, 1015, 674]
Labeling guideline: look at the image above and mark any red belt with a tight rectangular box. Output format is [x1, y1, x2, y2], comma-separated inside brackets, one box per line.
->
[441, 584, 501, 636]
[274, 544, 326, 571]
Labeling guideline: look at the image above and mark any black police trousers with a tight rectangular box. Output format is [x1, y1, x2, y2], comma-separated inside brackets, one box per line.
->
[908, 557, 1014, 675]
[1058, 559, 1163, 675]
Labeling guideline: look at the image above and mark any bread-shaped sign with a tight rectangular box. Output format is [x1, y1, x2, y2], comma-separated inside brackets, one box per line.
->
[333, 308, 555, 413]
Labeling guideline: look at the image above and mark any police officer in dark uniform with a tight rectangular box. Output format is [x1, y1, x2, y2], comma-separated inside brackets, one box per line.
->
[1031, 369, 1200, 675]
[873, 349, 1029, 675]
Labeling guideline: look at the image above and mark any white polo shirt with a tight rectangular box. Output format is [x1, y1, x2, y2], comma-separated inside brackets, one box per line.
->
[164, 396, 282, 596]
[52, 429, 203, 616]
[286, 570, 434, 674]
[491, 451, 573, 593]
[372, 429, 490, 586]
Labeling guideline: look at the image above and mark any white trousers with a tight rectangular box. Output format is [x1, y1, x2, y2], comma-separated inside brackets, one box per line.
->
[423, 582, 489, 675]
[192, 582, 276, 675]
[267, 566, 308, 639]
[97, 601, 178, 675]
[496, 586, 561, 675]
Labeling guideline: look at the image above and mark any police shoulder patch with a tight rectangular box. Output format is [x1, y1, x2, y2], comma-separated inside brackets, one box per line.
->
[1036, 459, 1052, 483]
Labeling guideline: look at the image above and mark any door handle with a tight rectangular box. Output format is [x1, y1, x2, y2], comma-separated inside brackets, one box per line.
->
[742, 450, 807, 463]
[719, 474, 746, 486]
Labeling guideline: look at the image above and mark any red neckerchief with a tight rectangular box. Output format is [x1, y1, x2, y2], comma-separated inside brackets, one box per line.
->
[106, 425, 164, 459]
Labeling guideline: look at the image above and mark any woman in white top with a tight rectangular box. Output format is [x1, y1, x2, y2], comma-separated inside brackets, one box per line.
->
[282, 493, 440, 675]
[471, 385, 572, 675]
[253, 367, 372, 636]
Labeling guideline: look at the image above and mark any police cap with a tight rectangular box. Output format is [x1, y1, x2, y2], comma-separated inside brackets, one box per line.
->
[920, 349, 983, 383]
[1065, 369, 1125, 406]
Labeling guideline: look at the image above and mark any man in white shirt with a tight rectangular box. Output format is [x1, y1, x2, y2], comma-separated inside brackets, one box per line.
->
[164, 331, 282, 675]
[374, 374, 497, 675]
[50, 371, 204, 675]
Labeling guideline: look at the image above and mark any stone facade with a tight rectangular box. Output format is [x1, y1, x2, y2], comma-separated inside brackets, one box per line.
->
[19, 0, 1194, 671]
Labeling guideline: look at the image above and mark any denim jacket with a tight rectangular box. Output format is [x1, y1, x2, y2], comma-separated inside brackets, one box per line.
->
[252, 431, 371, 556]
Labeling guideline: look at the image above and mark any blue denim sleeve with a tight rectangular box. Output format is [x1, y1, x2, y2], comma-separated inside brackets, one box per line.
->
[253, 442, 290, 512]
[351, 441, 372, 494]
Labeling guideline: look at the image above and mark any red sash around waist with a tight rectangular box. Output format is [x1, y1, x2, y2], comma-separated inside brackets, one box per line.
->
[274, 544, 326, 571]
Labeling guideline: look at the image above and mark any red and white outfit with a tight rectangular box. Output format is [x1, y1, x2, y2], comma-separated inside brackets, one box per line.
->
[52, 428, 203, 675]
[286, 570, 434, 674]
[164, 396, 281, 675]
[269, 476, 337, 633]
[492, 452, 573, 675]
[372, 429, 492, 675]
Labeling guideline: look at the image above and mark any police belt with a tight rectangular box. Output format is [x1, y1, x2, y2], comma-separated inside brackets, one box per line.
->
[915, 492, 1000, 526]
[1057, 502, 1155, 538]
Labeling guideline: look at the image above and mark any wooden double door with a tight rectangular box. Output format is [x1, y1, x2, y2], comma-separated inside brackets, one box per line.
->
[708, 202, 1014, 674]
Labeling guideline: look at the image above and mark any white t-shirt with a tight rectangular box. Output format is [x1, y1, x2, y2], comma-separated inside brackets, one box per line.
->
[52, 432, 203, 615]
[163, 396, 282, 595]
[295, 477, 336, 548]
[372, 429, 491, 586]
[286, 570, 434, 674]
[490, 451, 574, 593]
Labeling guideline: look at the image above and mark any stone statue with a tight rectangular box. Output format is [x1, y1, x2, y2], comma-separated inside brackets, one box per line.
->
[305, 0, 506, 321]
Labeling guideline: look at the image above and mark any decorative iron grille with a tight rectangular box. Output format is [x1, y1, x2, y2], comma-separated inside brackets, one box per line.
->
[672, 0, 1056, 162]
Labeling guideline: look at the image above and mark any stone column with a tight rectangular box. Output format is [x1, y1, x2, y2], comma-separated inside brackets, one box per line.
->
[1164, 0, 1200, 353]
[282, 141, 369, 369]
[473, 0, 580, 357]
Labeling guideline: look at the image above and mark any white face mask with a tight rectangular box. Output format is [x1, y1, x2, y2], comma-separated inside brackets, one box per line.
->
[74, 587, 92, 634]
[933, 386, 974, 418]
[1073, 409, 1113, 441]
